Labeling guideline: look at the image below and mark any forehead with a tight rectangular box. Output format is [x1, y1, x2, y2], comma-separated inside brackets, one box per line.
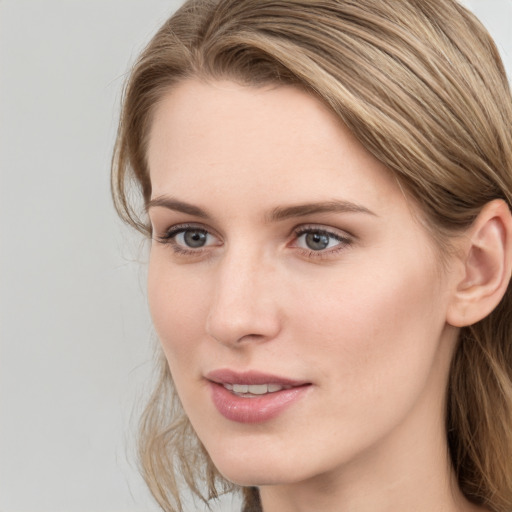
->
[147, 79, 400, 215]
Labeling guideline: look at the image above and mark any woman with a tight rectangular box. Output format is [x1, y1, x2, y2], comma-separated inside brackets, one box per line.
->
[111, 1, 512, 511]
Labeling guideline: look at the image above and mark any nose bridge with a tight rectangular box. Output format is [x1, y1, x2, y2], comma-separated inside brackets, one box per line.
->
[206, 242, 280, 346]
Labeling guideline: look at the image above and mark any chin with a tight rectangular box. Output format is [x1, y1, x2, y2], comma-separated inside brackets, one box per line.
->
[205, 440, 319, 488]
[216, 464, 301, 488]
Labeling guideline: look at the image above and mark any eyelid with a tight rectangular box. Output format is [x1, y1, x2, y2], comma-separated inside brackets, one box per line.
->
[290, 224, 354, 256]
[292, 223, 353, 240]
[155, 222, 214, 239]
[154, 222, 222, 252]
[153, 221, 354, 259]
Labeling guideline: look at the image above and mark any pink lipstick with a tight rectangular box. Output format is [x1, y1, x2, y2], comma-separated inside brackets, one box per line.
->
[206, 370, 311, 423]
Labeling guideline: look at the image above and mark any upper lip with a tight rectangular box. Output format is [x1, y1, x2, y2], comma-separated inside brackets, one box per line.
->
[206, 369, 309, 386]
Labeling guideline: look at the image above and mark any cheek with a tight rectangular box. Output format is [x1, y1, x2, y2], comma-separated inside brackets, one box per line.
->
[289, 247, 450, 407]
[147, 253, 210, 366]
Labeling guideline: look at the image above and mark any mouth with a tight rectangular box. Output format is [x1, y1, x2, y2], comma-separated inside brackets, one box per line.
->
[205, 369, 311, 423]
[206, 369, 309, 392]
[222, 383, 294, 397]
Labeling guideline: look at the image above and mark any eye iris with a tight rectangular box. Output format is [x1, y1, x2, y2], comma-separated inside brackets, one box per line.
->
[184, 230, 207, 248]
[305, 232, 330, 251]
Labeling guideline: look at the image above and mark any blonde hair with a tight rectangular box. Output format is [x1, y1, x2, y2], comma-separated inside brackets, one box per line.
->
[111, 1, 512, 511]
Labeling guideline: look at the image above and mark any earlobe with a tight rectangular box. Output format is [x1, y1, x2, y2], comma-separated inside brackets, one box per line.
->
[447, 199, 512, 328]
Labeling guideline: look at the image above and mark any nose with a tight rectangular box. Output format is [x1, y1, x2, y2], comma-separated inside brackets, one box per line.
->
[205, 248, 282, 347]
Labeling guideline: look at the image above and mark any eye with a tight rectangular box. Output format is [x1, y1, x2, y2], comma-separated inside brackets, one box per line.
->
[155, 224, 220, 253]
[293, 227, 351, 254]
[177, 228, 209, 248]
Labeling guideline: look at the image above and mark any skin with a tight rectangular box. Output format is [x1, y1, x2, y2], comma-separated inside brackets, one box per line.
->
[146, 79, 489, 512]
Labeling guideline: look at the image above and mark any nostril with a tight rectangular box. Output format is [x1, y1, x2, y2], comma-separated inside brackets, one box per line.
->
[207, 330, 267, 346]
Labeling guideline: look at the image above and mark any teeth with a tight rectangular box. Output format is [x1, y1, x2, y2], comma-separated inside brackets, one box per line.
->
[234, 384, 249, 393]
[223, 383, 291, 395]
[244, 384, 267, 395]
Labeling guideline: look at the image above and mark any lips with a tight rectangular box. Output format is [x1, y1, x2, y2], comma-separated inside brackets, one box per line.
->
[206, 369, 311, 423]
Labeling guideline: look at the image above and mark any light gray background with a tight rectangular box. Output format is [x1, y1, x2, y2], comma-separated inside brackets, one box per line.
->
[0, 1, 510, 511]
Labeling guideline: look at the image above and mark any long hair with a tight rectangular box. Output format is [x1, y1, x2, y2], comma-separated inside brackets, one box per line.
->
[111, 1, 512, 510]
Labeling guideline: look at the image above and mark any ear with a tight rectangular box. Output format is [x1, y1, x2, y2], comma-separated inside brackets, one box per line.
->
[447, 199, 512, 327]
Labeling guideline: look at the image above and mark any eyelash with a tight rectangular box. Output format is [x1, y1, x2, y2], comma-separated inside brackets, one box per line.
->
[292, 226, 352, 259]
[155, 223, 215, 256]
[154, 223, 353, 259]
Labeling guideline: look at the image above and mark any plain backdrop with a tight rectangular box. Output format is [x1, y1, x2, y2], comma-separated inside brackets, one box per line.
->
[0, 1, 511, 511]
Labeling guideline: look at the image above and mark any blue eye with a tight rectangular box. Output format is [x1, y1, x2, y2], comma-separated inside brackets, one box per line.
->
[156, 225, 219, 252]
[303, 232, 331, 250]
[177, 229, 209, 248]
[295, 228, 349, 252]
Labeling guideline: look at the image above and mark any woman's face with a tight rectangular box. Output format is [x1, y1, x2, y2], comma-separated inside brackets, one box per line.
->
[146, 80, 461, 487]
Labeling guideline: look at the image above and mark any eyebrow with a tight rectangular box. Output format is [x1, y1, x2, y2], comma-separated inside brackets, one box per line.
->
[146, 197, 209, 217]
[266, 200, 376, 222]
[147, 196, 376, 221]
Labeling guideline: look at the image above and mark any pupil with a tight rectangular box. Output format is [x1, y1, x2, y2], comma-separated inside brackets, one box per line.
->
[184, 230, 207, 248]
[306, 232, 329, 251]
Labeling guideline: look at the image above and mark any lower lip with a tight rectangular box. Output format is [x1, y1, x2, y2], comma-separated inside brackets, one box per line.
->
[209, 382, 310, 423]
